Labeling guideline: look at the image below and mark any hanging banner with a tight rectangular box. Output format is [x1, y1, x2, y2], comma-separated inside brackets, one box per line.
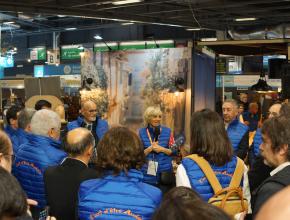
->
[30, 48, 46, 61]
[61, 45, 84, 60]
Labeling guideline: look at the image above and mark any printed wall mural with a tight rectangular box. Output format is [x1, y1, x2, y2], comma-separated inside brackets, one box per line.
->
[81, 48, 191, 139]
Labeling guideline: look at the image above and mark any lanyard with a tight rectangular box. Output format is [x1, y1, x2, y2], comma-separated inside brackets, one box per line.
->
[146, 128, 162, 145]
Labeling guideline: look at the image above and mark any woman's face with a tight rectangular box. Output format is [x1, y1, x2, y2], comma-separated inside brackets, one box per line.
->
[0, 145, 13, 173]
[149, 114, 162, 127]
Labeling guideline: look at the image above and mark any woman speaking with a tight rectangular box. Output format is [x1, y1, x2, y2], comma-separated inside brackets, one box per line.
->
[139, 106, 176, 192]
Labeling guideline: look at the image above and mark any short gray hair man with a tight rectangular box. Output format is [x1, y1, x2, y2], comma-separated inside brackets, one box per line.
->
[18, 108, 36, 132]
[31, 109, 61, 140]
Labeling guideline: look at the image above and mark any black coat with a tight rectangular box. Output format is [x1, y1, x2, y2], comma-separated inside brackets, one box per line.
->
[44, 158, 99, 220]
[251, 164, 290, 217]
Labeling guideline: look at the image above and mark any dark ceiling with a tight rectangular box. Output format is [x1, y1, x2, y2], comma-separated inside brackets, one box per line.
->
[1, 0, 290, 36]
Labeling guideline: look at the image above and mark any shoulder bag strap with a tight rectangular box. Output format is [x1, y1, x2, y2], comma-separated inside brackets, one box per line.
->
[229, 157, 244, 188]
[186, 154, 222, 194]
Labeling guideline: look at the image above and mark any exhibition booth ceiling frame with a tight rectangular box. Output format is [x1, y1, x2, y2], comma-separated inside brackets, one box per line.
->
[197, 39, 290, 56]
[1, 0, 290, 36]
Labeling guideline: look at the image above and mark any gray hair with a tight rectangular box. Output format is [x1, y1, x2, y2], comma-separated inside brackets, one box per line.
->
[143, 106, 162, 126]
[223, 99, 238, 109]
[18, 108, 36, 130]
[63, 128, 95, 157]
[31, 109, 61, 137]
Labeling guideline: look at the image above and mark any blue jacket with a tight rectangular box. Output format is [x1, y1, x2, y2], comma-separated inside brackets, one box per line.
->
[242, 111, 259, 131]
[67, 116, 108, 140]
[182, 155, 242, 201]
[14, 134, 67, 208]
[252, 129, 262, 158]
[139, 126, 172, 184]
[4, 126, 30, 153]
[78, 169, 162, 220]
[227, 119, 249, 152]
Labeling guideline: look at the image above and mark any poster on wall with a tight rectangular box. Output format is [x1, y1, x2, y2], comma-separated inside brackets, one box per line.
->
[81, 48, 191, 139]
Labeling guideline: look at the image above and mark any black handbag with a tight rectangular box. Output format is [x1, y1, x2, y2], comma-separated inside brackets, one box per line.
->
[160, 171, 175, 185]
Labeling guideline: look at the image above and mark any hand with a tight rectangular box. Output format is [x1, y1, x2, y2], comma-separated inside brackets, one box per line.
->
[152, 144, 164, 153]
[46, 217, 56, 220]
[27, 199, 38, 216]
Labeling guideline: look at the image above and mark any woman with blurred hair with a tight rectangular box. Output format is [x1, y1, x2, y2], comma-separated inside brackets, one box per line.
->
[78, 127, 162, 220]
[0, 130, 31, 219]
[153, 186, 231, 220]
[139, 106, 176, 190]
[176, 109, 250, 204]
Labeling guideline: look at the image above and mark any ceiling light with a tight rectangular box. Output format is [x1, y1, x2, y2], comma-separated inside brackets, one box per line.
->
[3, 21, 15, 25]
[78, 45, 84, 50]
[112, 0, 143, 5]
[201, 38, 217, 41]
[121, 22, 134, 26]
[94, 35, 103, 40]
[65, 27, 77, 31]
[235, 17, 257, 22]
[186, 28, 201, 31]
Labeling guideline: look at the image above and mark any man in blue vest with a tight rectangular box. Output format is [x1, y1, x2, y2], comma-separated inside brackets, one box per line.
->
[67, 100, 108, 149]
[223, 99, 249, 160]
[13, 109, 67, 219]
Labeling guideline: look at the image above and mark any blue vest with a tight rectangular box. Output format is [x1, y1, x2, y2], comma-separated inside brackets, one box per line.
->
[227, 119, 249, 152]
[253, 129, 262, 157]
[78, 169, 162, 220]
[4, 126, 24, 153]
[67, 116, 108, 140]
[14, 134, 67, 208]
[139, 126, 172, 184]
[182, 155, 242, 201]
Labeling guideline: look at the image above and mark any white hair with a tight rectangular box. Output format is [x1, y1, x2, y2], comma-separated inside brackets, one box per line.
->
[31, 109, 61, 137]
[143, 106, 162, 126]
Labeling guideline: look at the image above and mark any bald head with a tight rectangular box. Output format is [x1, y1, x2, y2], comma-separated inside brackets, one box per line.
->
[64, 128, 95, 158]
[268, 103, 282, 119]
[256, 186, 290, 220]
[80, 100, 97, 123]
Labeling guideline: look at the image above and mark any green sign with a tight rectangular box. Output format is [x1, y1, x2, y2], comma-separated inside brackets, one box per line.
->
[94, 41, 175, 52]
[30, 48, 47, 61]
[94, 45, 119, 52]
[61, 48, 83, 60]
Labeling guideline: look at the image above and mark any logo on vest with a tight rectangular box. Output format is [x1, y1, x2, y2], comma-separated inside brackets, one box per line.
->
[199, 170, 233, 183]
[16, 161, 42, 175]
[90, 208, 141, 220]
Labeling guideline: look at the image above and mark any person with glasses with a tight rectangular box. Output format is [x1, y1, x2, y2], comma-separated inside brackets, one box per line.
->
[0, 130, 15, 173]
[67, 100, 109, 149]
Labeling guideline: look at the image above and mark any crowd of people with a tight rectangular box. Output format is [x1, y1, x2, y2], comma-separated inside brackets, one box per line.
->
[0, 95, 290, 220]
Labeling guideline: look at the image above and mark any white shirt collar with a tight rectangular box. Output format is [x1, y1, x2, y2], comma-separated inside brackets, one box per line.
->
[62, 157, 88, 167]
[225, 123, 229, 130]
[270, 162, 290, 176]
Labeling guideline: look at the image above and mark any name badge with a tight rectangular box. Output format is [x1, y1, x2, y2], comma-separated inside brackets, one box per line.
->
[147, 160, 158, 176]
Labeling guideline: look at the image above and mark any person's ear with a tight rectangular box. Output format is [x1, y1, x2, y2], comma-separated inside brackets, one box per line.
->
[279, 144, 289, 157]
[9, 118, 16, 126]
[47, 128, 54, 138]
[26, 124, 32, 132]
[87, 145, 94, 156]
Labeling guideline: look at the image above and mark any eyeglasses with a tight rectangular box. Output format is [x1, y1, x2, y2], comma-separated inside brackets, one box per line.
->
[267, 112, 279, 117]
[88, 109, 97, 113]
[4, 154, 15, 163]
